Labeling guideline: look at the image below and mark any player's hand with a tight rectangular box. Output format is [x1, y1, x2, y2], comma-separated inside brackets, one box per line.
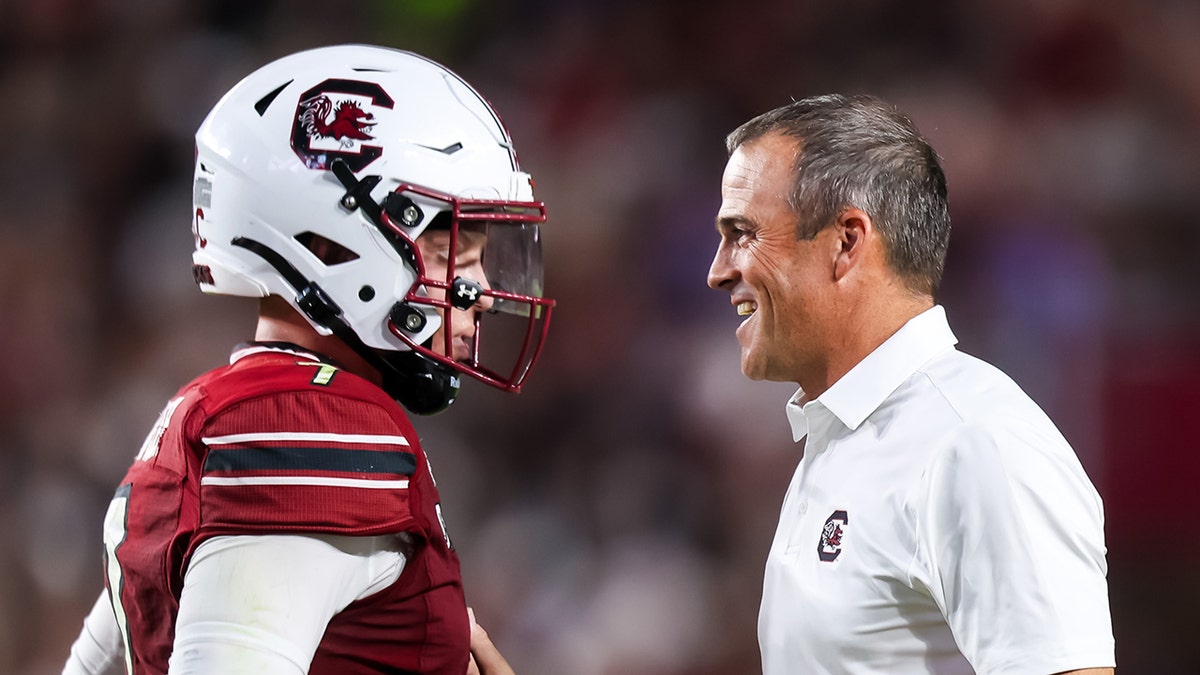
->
[466, 607, 515, 675]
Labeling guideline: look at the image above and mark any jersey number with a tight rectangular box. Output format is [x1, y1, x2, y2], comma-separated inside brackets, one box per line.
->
[103, 484, 135, 675]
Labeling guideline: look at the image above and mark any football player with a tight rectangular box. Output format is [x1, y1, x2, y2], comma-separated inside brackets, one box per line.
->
[62, 44, 553, 675]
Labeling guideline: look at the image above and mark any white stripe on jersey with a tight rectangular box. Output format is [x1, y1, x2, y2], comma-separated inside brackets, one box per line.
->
[202, 432, 411, 446]
[200, 476, 411, 489]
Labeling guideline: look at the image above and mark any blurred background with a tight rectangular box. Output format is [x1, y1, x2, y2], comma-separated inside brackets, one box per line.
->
[2, 0, 1198, 672]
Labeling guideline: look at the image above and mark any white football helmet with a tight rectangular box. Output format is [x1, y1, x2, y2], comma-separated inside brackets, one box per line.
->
[191, 45, 554, 413]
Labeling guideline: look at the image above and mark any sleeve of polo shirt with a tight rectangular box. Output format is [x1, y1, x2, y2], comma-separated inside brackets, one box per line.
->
[913, 420, 1116, 675]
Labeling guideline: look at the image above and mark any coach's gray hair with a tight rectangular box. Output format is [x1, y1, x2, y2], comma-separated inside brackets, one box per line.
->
[726, 94, 951, 296]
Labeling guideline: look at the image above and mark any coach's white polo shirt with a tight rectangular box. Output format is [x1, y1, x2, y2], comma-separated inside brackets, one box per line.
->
[759, 305, 1115, 675]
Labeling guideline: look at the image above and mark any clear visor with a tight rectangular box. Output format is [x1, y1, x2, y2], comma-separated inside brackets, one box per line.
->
[478, 220, 545, 318]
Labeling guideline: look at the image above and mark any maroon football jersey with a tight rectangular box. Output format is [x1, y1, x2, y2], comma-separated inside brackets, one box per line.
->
[100, 343, 469, 674]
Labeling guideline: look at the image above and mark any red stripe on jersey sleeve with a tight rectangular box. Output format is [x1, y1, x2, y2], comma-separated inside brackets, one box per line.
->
[201, 482, 414, 536]
[206, 387, 406, 436]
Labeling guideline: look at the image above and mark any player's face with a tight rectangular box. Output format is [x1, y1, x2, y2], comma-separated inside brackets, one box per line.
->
[415, 227, 493, 362]
[708, 133, 838, 385]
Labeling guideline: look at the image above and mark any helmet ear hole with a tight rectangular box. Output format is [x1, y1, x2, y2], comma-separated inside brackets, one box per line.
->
[295, 232, 360, 265]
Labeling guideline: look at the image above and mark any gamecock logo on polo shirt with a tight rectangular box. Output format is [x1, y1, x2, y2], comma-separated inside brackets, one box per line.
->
[818, 509, 849, 562]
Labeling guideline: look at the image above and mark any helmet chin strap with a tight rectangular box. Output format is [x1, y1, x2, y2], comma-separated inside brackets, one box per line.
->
[230, 235, 460, 415]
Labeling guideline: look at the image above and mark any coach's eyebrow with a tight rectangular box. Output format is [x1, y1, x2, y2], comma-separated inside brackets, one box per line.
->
[715, 214, 752, 233]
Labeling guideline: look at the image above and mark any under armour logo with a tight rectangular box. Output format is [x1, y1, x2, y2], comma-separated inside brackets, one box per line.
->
[450, 278, 484, 310]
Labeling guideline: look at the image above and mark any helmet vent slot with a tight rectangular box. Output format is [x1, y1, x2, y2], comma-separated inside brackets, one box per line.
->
[254, 80, 293, 116]
[295, 232, 359, 265]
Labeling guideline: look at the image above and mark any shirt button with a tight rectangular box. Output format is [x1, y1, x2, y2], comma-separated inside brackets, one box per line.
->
[797, 500, 808, 517]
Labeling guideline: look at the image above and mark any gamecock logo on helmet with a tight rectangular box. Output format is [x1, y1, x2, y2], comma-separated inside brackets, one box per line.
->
[300, 97, 376, 147]
[290, 78, 394, 172]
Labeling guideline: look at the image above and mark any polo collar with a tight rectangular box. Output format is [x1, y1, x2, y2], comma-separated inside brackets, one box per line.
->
[785, 305, 957, 441]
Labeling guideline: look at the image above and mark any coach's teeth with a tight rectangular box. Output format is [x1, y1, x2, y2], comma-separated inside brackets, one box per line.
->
[737, 301, 757, 316]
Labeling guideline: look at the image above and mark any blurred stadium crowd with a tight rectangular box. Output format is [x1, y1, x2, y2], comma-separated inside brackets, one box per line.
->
[1, 0, 1198, 672]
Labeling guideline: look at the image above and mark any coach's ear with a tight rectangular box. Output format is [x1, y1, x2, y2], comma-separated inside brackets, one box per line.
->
[832, 207, 876, 282]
